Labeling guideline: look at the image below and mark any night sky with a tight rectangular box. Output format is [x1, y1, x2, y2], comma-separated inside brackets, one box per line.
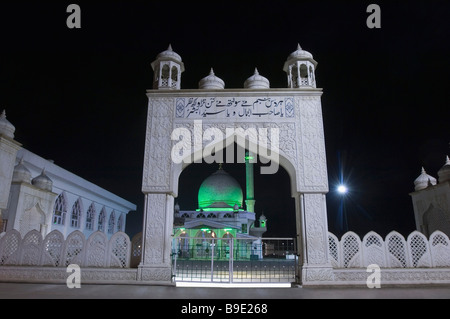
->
[1, 1, 449, 239]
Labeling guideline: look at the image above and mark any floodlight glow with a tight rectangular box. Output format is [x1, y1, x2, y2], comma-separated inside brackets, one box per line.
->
[337, 185, 348, 194]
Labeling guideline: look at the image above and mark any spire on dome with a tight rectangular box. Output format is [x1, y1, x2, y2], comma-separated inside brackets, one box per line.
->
[297, 43, 302, 50]
[414, 167, 437, 191]
[167, 43, 173, 51]
[438, 155, 450, 183]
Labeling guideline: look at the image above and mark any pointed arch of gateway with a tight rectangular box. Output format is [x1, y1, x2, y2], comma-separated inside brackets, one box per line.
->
[171, 127, 299, 199]
[140, 89, 333, 285]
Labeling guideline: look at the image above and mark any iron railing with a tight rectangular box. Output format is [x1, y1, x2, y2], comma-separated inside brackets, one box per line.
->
[171, 237, 297, 283]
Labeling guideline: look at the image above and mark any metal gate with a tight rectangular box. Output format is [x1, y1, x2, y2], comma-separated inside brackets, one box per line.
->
[171, 237, 297, 283]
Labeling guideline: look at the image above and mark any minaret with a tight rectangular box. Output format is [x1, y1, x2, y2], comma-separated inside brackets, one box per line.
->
[151, 44, 185, 90]
[245, 150, 255, 213]
[249, 212, 267, 239]
[259, 213, 267, 228]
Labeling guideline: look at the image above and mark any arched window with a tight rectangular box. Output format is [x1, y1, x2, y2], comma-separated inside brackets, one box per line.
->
[108, 211, 116, 234]
[161, 64, 170, 79]
[291, 65, 299, 87]
[171, 66, 178, 82]
[98, 207, 106, 232]
[197, 213, 206, 218]
[222, 232, 233, 257]
[309, 65, 314, 79]
[194, 230, 218, 258]
[177, 232, 190, 258]
[181, 213, 190, 218]
[86, 203, 96, 231]
[53, 193, 67, 225]
[300, 64, 308, 85]
[71, 199, 82, 228]
[117, 213, 124, 232]
[300, 64, 308, 78]
[223, 213, 233, 218]
[207, 213, 216, 218]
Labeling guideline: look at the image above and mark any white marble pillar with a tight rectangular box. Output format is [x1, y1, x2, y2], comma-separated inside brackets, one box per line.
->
[298, 192, 334, 285]
[0, 121, 21, 221]
[138, 193, 175, 282]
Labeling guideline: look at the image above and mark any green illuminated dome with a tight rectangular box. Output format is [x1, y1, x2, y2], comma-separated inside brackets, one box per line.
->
[198, 167, 243, 211]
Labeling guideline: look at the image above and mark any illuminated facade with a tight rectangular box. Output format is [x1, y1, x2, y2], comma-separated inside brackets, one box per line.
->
[173, 163, 267, 260]
[0, 111, 136, 239]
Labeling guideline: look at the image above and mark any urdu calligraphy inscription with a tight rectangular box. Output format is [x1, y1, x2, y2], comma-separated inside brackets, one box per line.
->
[175, 97, 294, 119]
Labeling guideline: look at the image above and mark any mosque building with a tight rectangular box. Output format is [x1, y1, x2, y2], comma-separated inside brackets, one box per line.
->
[410, 156, 450, 237]
[0, 110, 136, 239]
[173, 160, 267, 260]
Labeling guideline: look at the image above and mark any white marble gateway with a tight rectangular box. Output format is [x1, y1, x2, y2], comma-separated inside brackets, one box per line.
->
[140, 44, 331, 284]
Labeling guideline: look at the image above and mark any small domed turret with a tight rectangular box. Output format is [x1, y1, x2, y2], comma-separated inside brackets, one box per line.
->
[244, 68, 270, 89]
[151, 44, 185, 90]
[0, 110, 15, 139]
[259, 213, 267, 228]
[414, 167, 437, 191]
[199, 68, 225, 90]
[12, 158, 31, 184]
[438, 156, 450, 183]
[32, 169, 53, 191]
[283, 44, 318, 88]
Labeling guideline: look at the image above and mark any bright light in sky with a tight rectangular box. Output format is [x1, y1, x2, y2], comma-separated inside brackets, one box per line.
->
[337, 184, 348, 194]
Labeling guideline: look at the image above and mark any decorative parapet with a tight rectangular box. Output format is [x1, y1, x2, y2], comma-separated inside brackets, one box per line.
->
[0, 229, 131, 268]
[328, 230, 450, 269]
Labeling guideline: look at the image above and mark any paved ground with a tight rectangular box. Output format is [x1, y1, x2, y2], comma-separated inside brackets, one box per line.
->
[1, 282, 450, 299]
